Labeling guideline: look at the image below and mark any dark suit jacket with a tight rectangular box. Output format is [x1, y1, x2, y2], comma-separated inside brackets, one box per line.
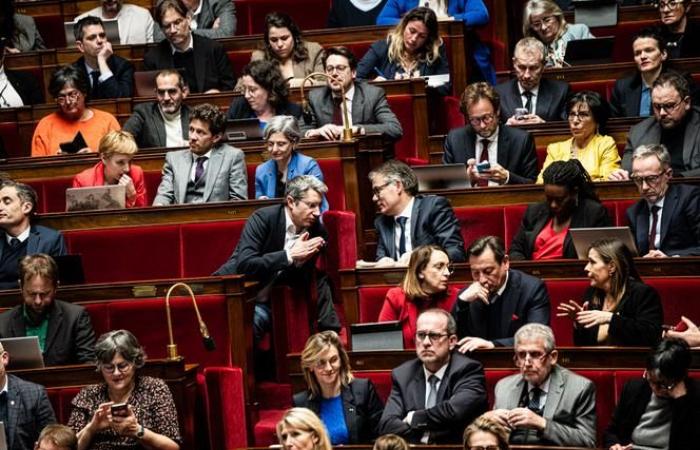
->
[378, 352, 487, 444]
[452, 269, 551, 346]
[660, 18, 700, 59]
[605, 378, 700, 450]
[0, 300, 95, 366]
[293, 378, 384, 444]
[5, 373, 56, 450]
[226, 96, 302, 120]
[442, 124, 538, 184]
[123, 102, 190, 149]
[509, 198, 612, 260]
[5, 69, 43, 105]
[494, 78, 570, 122]
[73, 55, 134, 100]
[143, 34, 236, 93]
[0, 225, 67, 289]
[610, 71, 647, 118]
[627, 183, 700, 256]
[574, 278, 663, 347]
[374, 195, 466, 262]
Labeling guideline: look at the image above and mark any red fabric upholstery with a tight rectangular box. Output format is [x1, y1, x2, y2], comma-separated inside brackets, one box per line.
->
[246, 163, 257, 199]
[0, 122, 22, 158]
[46, 389, 61, 423]
[180, 221, 246, 277]
[143, 171, 162, 206]
[594, 20, 657, 63]
[536, 145, 547, 170]
[387, 95, 416, 160]
[317, 159, 345, 210]
[82, 303, 111, 337]
[543, 279, 590, 346]
[34, 15, 67, 48]
[57, 387, 81, 424]
[358, 286, 391, 323]
[454, 206, 505, 250]
[578, 370, 615, 445]
[254, 409, 286, 446]
[484, 369, 518, 408]
[203, 366, 248, 450]
[228, 51, 254, 76]
[233, 0, 331, 35]
[646, 277, 700, 326]
[476, 0, 507, 71]
[344, 43, 372, 62]
[322, 210, 357, 270]
[570, 79, 616, 101]
[610, 199, 636, 226]
[356, 370, 393, 403]
[503, 204, 528, 251]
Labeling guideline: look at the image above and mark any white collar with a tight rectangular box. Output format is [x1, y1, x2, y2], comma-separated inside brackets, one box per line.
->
[423, 360, 449, 382]
[191, 0, 203, 16]
[6, 225, 30, 245]
[191, 148, 212, 161]
[395, 196, 415, 219]
[517, 83, 539, 96]
[528, 372, 551, 394]
[170, 34, 194, 54]
[348, 0, 383, 11]
[284, 206, 303, 235]
[496, 270, 509, 297]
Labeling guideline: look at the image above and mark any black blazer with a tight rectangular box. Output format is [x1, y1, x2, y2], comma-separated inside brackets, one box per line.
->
[442, 124, 538, 184]
[226, 96, 303, 120]
[378, 352, 487, 444]
[509, 198, 612, 260]
[143, 34, 236, 93]
[626, 183, 700, 256]
[293, 378, 384, 444]
[374, 195, 466, 263]
[73, 54, 134, 100]
[0, 300, 95, 366]
[660, 18, 700, 59]
[610, 71, 646, 118]
[494, 78, 570, 122]
[574, 278, 663, 347]
[452, 269, 551, 347]
[604, 378, 700, 450]
[123, 102, 191, 149]
[5, 69, 43, 105]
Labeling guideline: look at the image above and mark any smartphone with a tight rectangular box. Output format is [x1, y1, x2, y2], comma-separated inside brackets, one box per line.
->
[476, 161, 491, 173]
[514, 107, 529, 119]
[662, 320, 689, 332]
[111, 402, 128, 417]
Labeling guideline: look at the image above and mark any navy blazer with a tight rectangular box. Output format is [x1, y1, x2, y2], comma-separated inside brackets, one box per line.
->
[452, 269, 551, 346]
[226, 96, 302, 121]
[494, 78, 570, 122]
[255, 151, 328, 211]
[442, 124, 538, 184]
[610, 71, 646, 118]
[627, 183, 700, 256]
[374, 195, 466, 262]
[5, 374, 56, 450]
[73, 54, 134, 100]
[0, 225, 67, 289]
[293, 378, 384, 444]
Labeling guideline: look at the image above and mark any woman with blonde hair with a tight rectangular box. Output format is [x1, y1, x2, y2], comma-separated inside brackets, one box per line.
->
[522, 0, 594, 67]
[379, 245, 457, 349]
[463, 414, 510, 450]
[277, 407, 332, 450]
[357, 7, 450, 94]
[294, 331, 383, 444]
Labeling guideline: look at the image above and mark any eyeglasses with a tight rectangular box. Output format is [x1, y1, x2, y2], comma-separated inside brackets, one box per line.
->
[415, 331, 449, 343]
[513, 350, 550, 366]
[630, 172, 666, 186]
[298, 199, 322, 210]
[656, 1, 685, 11]
[371, 181, 393, 197]
[468, 113, 495, 127]
[468, 446, 500, 450]
[652, 99, 685, 113]
[430, 262, 454, 274]
[643, 369, 677, 391]
[568, 111, 592, 121]
[530, 15, 557, 30]
[56, 90, 82, 105]
[326, 65, 349, 73]
[101, 361, 133, 374]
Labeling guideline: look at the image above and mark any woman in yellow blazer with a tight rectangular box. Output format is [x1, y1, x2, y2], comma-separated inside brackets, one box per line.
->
[537, 91, 620, 183]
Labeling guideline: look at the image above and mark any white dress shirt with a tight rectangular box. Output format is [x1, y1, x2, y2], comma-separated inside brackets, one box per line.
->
[518, 83, 540, 114]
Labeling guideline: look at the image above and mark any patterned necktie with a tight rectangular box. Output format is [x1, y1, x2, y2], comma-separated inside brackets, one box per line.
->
[528, 387, 542, 415]
[194, 156, 208, 184]
[523, 90, 533, 114]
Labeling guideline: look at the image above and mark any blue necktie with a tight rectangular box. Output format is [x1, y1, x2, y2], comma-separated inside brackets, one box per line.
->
[640, 86, 651, 117]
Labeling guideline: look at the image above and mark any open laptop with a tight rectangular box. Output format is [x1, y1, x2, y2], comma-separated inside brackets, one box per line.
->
[64, 19, 120, 47]
[569, 226, 639, 259]
[350, 321, 404, 351]
[414, 164, 470, 191]
[224, 118, 264, 142]
[0, 337, 44, 370]
[66, 185, 126, 212]
[572, 0, 618, 28]
[564, 37, 615, 66]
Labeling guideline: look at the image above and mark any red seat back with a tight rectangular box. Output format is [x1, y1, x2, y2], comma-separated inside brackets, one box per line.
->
[387, 95, 416, 160]
[203, 367, 248, 450]
[180, 221, 246, 277]
[354, 370, 393, 403]
[234, 0, 331, 35]
[504, 204, 528, 251]
[543, 279, 591, 346]
[454, 206, 505, 250]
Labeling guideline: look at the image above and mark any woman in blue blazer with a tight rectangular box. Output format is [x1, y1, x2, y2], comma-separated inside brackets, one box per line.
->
[257, 115, 329, 211]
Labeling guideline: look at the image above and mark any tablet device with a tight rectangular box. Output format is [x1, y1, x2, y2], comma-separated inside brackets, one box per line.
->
[66, 185, 126, 212]
[350, 321, 404, 351]
[0, 336, 44, 370]
[64, 19, 120, 47]
[564, 36, 615, 66]
[59, 132, 88, 155]
[414, 164, 470, 191]
[569, 226, 639, 259]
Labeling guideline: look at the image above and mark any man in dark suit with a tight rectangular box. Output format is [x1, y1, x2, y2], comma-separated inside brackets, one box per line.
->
[303, 46, 403, 141]
[0, 340, 56, 450]
[494, 37, 570, 125]
[486, 324, 596, 447]
[0, 254, 95, 366]
[378, 308, 487, 444]
[626, 144, 700, 257]
[369, 160, 466, 264]
[214, 175, 341, 341]
[443, 82, 538, 186]
[0, 39, 43, 107]
[154, 0, 236, 40]
[72, 16, 134, 100]
[0, 181, 66, 290]
[145, 0, 235, 94]
[452, 236, 550, 352]
[124, 69, 190, 148]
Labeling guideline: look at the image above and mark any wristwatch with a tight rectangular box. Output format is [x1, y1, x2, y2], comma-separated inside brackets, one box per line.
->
[136, 425, 145, 439]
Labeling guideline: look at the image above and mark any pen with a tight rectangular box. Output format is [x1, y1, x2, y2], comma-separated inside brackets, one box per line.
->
[373, 66, 386, 78]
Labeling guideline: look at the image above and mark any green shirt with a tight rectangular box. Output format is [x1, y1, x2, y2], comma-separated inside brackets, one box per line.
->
[22, 305, 48, 352]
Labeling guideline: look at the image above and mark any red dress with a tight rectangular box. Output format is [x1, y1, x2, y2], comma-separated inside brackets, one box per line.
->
[378, 286, 458, 349]
[72, 161, 147, 208]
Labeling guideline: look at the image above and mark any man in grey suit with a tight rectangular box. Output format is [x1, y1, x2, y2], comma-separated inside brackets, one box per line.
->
[303, 46, 403, 141]
[0, 340, 56, 450]
[153, 103, 247, 205]
[124, 70, 190, 148]
[486, 324, 596, 447]
[494, 38, 570, 125]
[154, 0, 236, 40]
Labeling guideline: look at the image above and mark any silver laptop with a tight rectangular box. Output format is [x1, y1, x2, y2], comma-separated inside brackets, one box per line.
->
[0, 337, 44, 370]
[64, 19, 120, 47]
[66, 185, 126, 212]
[414, 163, 470, 191]
[350, 321, 404, 351]
[569, 226, 639, 259]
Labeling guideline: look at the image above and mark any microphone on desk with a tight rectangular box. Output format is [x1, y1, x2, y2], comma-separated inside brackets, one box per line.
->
[164, 282, 216, 361]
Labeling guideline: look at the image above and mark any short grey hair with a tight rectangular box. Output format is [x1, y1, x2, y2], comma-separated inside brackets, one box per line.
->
[94, 329, 146, 369]
[514, 323, 556, 353]
[285, 175, 328, 202]
[419, 308, 457, 336]
[514, 37, 545, 62]
[368, 160, 419, 196]
[632, 144, 671, 169]
[263, 115, 302, 144]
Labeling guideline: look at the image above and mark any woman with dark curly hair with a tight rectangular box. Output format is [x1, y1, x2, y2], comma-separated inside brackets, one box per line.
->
[250, 12, 324, 88]
[228, 60, 302, 125]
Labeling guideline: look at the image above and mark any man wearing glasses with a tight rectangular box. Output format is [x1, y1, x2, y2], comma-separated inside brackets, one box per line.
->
[378, 308, 487, 443]
[626, 144, 700, 257]
[605, 338, 700, 449]
[443, 81, 538, 186]
[657, 0, 699, 59]
[303, 46, 403, 141]
[485, 323, 596, 447]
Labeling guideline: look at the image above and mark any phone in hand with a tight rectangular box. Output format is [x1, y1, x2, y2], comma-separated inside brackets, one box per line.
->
[662, 320, 689, 332]
[476, 161, 491, 173]
[514, 108, 529, 120]
[111, 402, 128, 417]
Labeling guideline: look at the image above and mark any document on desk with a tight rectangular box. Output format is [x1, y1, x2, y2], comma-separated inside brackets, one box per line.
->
[425, 74, 450, 88]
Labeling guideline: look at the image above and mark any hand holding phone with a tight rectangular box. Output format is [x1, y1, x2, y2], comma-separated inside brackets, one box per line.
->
[476, 161, 491, 173]
[111, 402, 128, 417]
[514, 108, 529, 120]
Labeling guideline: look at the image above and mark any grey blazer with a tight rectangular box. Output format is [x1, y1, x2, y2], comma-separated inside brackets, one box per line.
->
[302, 81, 403, 140]
[622, 106, 700, 177]
[493, 365, 596, 447]
[123, 102, 191, 149]
[153, 143, 247, 205]
[12, 14, 45, 52]
[154, 0, 236, 40]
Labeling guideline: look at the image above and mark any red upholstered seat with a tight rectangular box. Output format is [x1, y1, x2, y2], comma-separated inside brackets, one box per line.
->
[228, 50, 254, 77]
[355, 370, 393, 403]
[358, 286, 392, 323]
[484, 369, 518, 408]
[570, 79, 616, 101]
[536, 146, 547, 170]
[34, 15, 67, 48]
[387, 95, 417, 160]
[254, 409, 286, 446]
[203, 366, 248, 450]
[646, 277, 700, 326]
[345, 43, 372, 62]
[503, 204, 528, 251]
[610, 199, 636, 226]
[143, 170, 162, 205]
[454, 205, 505, 250]
[57, 387, 82, 424]
[46, 389, 61, 422]
[180, 221, 246, 277]
[436, 96, 465, 135]
[543, 279, 591, 346]
[234, 0, 331, 35]
[82, 303, 111, 338]
[577, 370, 615, 445]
